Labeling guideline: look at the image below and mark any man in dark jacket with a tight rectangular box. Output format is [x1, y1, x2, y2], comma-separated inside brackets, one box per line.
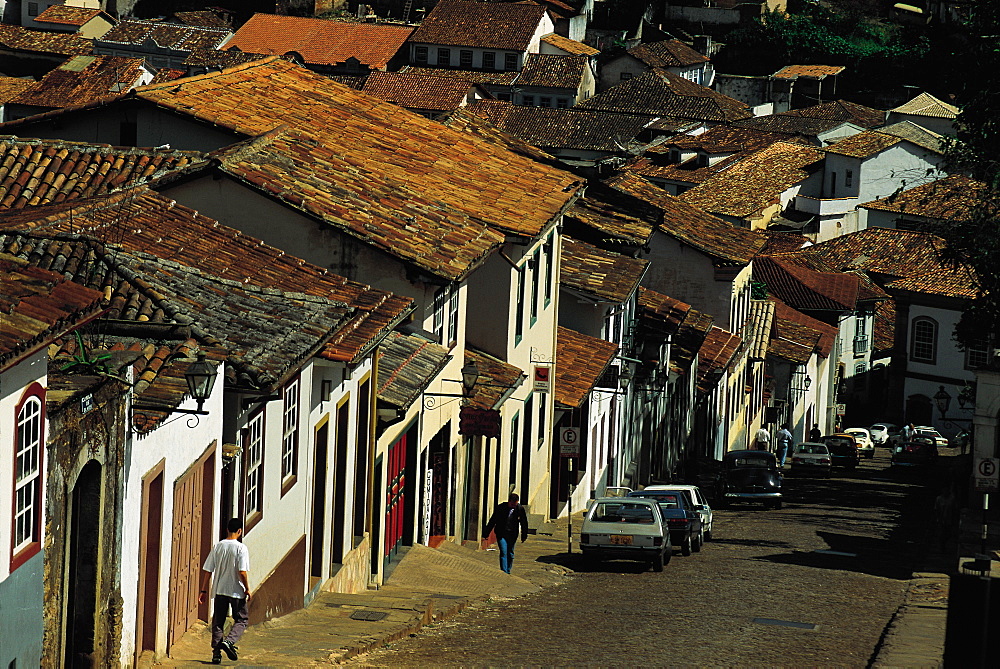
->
[483, 493, 529, 574]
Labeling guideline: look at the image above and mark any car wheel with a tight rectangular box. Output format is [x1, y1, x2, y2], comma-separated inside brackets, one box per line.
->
[681, 535, 692, 556]
[705, 527, 713, 541]
[693, 530, 703, 552]
[652, 550, 664, 572]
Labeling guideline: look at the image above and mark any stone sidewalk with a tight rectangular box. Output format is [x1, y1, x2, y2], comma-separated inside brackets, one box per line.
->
[157, 511, 950, 667]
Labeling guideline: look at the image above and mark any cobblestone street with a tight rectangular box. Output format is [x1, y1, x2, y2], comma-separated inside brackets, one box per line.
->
[348, 447, 946, 667]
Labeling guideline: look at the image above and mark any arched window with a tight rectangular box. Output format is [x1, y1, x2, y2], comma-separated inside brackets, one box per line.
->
[910, 316, 938, 363]
[12, 383, 45, 570]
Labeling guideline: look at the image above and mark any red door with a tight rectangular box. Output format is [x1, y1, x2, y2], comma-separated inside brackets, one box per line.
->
[385, 434, 407, 568]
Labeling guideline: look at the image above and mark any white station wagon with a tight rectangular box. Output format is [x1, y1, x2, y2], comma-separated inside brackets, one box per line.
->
[580, 497, 671, 572]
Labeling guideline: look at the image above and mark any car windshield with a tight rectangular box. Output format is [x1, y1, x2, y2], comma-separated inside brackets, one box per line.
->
[846, 429, 868, 437]
[590, 501, 656, 524]
[795, 443, 828, 454]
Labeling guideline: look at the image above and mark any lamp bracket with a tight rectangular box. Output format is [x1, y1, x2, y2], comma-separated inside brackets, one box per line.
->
[133, 405, 209, 416]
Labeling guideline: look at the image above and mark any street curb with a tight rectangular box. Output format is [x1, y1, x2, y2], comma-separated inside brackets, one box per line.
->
[328, 595, 487, 664]
[870, 572, 949, 668]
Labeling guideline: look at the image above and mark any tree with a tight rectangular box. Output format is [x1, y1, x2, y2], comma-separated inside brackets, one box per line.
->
[939, 0, 1000, 348]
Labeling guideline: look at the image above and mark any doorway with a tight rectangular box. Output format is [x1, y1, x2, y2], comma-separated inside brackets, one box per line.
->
[66, 461, 102, 668]
[310, 421, 329, 583]
[169, 450, 215, 649]
[136, 463, 164, 662]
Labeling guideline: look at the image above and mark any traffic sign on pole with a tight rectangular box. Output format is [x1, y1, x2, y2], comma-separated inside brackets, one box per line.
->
[975, 457, 999, 493]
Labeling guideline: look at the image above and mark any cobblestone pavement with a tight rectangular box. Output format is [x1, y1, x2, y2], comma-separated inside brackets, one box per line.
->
[348, 448, 946, 667]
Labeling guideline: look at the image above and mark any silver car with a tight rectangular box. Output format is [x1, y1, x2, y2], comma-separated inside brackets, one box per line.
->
[580, 497, 672, 571]
[643, 484, 714, 541]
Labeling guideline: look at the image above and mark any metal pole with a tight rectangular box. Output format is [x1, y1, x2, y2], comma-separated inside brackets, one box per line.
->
[567, 457, 574, 555]
[982, 492, 990, 669]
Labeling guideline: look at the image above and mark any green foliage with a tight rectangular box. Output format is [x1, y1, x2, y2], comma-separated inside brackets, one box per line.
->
[60, 331, 112, 375]
[939, 0, 1000, 346]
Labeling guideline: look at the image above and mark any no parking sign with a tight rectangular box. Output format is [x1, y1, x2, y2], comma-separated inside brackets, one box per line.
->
[975, 458, 999, 493]
[559, 427, 580, 457]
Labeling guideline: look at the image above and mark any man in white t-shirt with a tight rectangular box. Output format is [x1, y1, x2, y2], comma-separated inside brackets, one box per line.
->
[199, 518, 251, 664]
[754, 426, 771, 451]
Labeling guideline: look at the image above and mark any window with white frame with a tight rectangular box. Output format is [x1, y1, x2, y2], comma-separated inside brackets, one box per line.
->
[910, 316, 938, 363]
[556, 98, 568, 108]
[437, 48, 451, 66]
[522, 95, 535, 106]
[540, 96, 551, 108]
[966, 340, 991, 369]
[414, 45, 428, 64]
[460, 50, 473, 67]
[530, 248, 540, 323]
[544, 233, 554, 305]
[515, 266, 526, 341]
[448, 284, 460, 345]
[483, 52, 495, 69]
[433, 284, 447, 343]
[243, 410, 265, 522]
[13, 393, 43, 560]
[281, 378, 300, 486]
[845, 169, 854, 188]
[504, 52, 517, 71]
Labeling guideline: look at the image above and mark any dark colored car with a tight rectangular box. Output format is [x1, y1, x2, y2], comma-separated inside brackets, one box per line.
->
[628, 489, 703, 556]
[715, 450, 783, 510]
[892, 436, 939, 466]
[822, 434, 860, 469]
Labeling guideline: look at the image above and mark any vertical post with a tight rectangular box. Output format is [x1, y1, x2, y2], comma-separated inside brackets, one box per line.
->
[981, 492, 990, 669]
[567, 458, 574, 555]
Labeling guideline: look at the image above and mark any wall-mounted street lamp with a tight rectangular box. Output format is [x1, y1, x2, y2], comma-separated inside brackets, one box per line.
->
[423, 359, 507, 409]
[134, 352, 218, 417]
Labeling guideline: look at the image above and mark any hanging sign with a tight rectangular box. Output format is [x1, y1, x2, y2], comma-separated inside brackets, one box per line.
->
[560, 427, 580, 457]
[534, 365, 551, 393]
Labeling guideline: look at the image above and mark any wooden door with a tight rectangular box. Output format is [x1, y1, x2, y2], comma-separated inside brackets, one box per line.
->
[384, 433, 407, 568]
[169, 454, 211, 649]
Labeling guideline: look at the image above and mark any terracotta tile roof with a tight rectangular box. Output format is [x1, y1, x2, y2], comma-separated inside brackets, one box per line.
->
[756, 230, 808, 255]
[464, 100, 655, 152]
[670, 305, 714, 374]
[637, 286, 690, 333]
[753, 256, 860, 312]
[438, 106, 560, 165]
[560, 237, 648, 302]
[34, 5, 107, 26]
[128, 59, 581, 278]
[518, 53, 586, 88]
[172, 10, 233, 29]
[890, 92, 958, 119]
[540, 32, 598, 56]
[697, 326, 741, 395]
[878, 121, 945, 154]
[149, 68, 186, 84]
[763, 250, 889, 303]
[2, 189, 415, 365]
[408, 0, 549, 50]
[800, 226, 950, 281]
[0, 24, 93, 56]
[465, 346, 526, 410]
[634, 126, 796, 185]
[626, 39, 708, 68]
[773, 64, 845, 80]
[555, 325, 618, 408]
[376, 331, 451, 410]
[10, 56, 149, 109]
[0, 137, 203, 209]
[226, 14, 413, 69]
[0, 252, 105, 371]
[679, 141, 824, 218]
[98, 19, 231, 51]
[769, 299, 837, 362]
[401, 65, 519, 85]
[361, 71, 476, 111]
[606, 171, 766, 264]
[733, 99, 885, 136]
[885, 265, 978, 299]
[859, 174, 983, 222]
[745, 299, 774, 360]
[183, 49, 272, 69]
[873, 299, 895, 355]
[823, 130, 901, 158]
[564, 191, 657, 246]
[577, 68, 751, 123]
[0, 76, 35, 103]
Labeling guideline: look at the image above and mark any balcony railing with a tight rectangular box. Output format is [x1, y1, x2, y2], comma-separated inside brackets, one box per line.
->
[794, 194, 860, 216]
[853, 335, 869, 355]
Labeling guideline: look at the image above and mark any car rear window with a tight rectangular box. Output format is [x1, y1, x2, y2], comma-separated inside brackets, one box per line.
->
[631, 492, 682, 508]
[590, 502, 656, 524]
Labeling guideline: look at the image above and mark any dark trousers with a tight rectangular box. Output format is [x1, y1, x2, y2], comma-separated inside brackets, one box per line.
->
[211, 595, 249, 648]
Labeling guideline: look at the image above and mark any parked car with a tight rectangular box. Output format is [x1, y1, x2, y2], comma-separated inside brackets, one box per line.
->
[869, 423, 898, 446]
[822, 434, 860, 469]
[892, 435, 939, 466]
[716, 450, 783, 510]
[914, 426, 949, 449]
[580, 497, 671, 571]
[789, 442, 833, 477]
[644, 484, 714, 541]
[628, 489, 702, 555]
[844, 427, 875, 459]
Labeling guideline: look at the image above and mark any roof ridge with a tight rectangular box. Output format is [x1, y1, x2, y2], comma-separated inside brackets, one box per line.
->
[135, 55, 281, 93]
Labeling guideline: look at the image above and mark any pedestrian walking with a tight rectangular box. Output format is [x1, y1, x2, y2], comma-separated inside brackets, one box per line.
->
[483, 493, 529, 574]
[776, 424, 793, 467]
[754, 426, 771, 451]
[199, 518, 251, 664]
[902, 422, 915, 443]
[809, 423, 822, 442]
